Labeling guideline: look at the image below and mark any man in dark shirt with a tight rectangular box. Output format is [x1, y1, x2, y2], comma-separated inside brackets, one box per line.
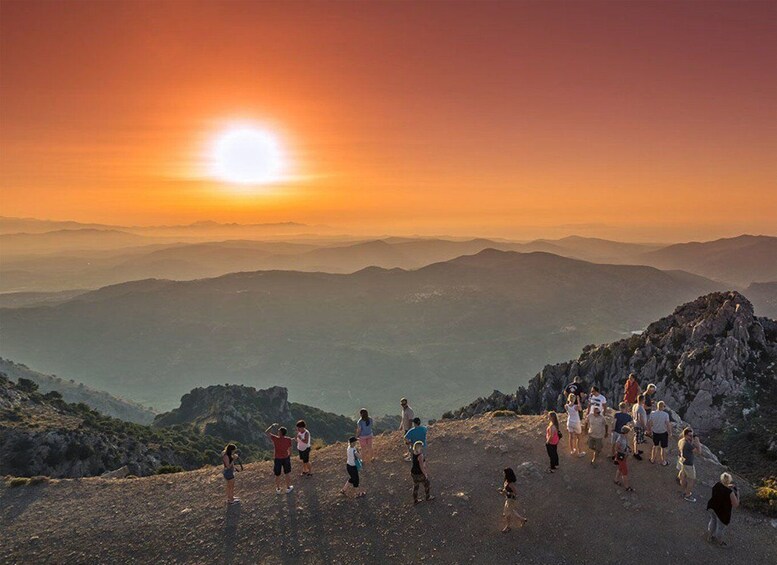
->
[564, 376, 587, 422]
[644, 383, 656, 416]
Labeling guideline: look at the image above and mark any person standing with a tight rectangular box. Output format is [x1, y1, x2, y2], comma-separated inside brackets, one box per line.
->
[647, 401, 672, 466]
[399, 398, 415, 461]
[545, 411, 561, 473]
[588, 386, 608, 417]
[678, 427, 701, 502]
[499, 467, 527, 533]
[586, 406, 608, 467]
[410, 441, 434, 504]
[265, 423, 294, 494]
[404, 417, 428, 456]
[222, 443, 240, 504]
[631, 394, 647, 460]
[623, 373, 641, 406]
[611, 402, 633, 459]
[613, 426, 634, 492]
[340, 436, 365, 498]
[644, 384, 657, 416]
[564, 376, 587, 422]
[706, 472, 740, 547]
[356, 408, 375, 463]
[565, 394, 585, 457]
[296, 420, 312, 477]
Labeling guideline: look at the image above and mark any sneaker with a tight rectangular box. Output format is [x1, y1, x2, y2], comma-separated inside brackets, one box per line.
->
[276, 488, 282, 495]
[286, 486, 294, 494]
[228, 498, 241, 504]
[661, 461, 669, 466]
[577, 451, 586, 458]
[683, 494, 696, 503]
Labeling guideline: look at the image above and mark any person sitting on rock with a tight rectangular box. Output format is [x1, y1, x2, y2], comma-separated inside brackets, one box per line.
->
[586, 406, 608, 467]
[677, 427, 701, 502]
[647, 401, 671, 466]
[565, 393, 585, 457]
[410, 440, 434, 505]
[221, 443, 239, 504]
[265, 423, 294, 494]
[631, 394, 647, 460]
[341, 436, 366, 498]
[613, 426, 634, 492]
[623, 373, 641, 406]
[499, 467, 527, 533]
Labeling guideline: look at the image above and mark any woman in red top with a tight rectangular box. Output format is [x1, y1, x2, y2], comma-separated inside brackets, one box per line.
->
[545, 411, 561, 473]
[623, 373, 641, 405]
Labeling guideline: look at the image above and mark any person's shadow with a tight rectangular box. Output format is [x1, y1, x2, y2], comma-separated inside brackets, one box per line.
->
[222, 502, 241, 564]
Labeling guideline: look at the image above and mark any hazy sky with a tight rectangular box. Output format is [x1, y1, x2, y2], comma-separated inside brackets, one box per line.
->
[1, 0, 775, 241]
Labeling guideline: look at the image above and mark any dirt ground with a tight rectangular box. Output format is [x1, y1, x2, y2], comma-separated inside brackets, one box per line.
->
[2, 414, 775, 564]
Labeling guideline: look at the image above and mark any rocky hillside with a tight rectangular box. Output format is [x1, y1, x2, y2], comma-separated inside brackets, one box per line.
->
[0, 376, 222, 478]
[448, 292, 777, 482]
[0, 358, 155, 424]
[2, 414, 775, 564]
[153, 384, 356, 449]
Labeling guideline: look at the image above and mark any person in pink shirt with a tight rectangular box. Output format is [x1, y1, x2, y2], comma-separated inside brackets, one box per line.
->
[545, 411, 561, 473]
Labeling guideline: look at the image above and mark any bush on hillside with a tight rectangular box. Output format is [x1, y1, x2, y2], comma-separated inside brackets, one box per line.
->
[157, 465, 184, 475]
[490, 410, 517, 418]
[7, 477, 30, 487]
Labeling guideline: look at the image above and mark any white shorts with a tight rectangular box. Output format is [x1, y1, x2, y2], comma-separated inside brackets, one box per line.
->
[567, 422, 582, 434]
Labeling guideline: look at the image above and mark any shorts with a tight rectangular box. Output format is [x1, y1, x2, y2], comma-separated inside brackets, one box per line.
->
[273, 457, 291, 476]
[223, 468, 235, 481]
[359, 435, 373, 449]
[588, 437, 603, 452]
[652, 432, 668, 448]
[346, 464, 359, 487]
[611, 432, 620, 444]
[299, 448, 311, 463]
[679, 463, 696, 481]
[503, 497, 520, 517]
[567, 422, 582, 435]
[617, 456, 629, 476]
[634, 426, 645, 443]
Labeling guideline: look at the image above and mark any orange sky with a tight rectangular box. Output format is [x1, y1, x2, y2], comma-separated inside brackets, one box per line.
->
[1, 0, 775, 241]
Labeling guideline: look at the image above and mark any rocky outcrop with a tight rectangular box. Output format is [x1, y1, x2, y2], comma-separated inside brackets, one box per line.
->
[0, 376, 221, 478]
[153, 384, 355, 448]
[449, 292, 777, 435]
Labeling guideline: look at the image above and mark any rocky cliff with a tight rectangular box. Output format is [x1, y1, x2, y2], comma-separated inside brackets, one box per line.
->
[0, 376, 222, 478]
[450, 292, 775, 428]
[152, 384, 356, 449]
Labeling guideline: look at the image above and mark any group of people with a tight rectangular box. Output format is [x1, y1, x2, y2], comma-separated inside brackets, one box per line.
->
[220, 377, 740, 547]
[538, 373, 739, 546]
[220, 397, 434, 506]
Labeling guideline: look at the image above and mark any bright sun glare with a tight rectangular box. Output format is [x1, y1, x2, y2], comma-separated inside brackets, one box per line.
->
[208, 125, 286, 185]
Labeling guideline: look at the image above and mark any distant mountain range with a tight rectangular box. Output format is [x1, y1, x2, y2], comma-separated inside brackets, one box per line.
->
[2, 226, 775, 293]
[0, 249, 725, 416]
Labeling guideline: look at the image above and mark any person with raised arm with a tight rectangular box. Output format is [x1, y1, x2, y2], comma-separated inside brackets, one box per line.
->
[265, 423, 294, 494]
[565, 394, 585, 457]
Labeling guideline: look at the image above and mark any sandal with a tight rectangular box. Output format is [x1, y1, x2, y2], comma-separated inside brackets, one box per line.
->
[625, 487, 635, 492]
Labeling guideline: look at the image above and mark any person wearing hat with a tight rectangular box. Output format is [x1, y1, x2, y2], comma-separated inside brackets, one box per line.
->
[586, 405, 608, 467]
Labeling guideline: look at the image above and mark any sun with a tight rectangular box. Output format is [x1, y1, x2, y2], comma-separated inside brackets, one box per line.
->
[208, 125, 286, 185]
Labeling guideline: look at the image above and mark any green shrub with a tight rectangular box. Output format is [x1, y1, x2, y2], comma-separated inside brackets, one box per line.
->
[157, 465, 184, 475]
[490, 410, 517, 418]
[8, 477, 30, 487]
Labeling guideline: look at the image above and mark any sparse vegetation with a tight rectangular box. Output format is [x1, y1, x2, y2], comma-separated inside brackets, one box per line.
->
[157, 465, 184, 475]
[7, 477, 30, 487]
[490, 410, 517, 418]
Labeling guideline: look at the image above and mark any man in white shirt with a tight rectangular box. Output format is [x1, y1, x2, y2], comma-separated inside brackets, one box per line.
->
[399, 397, 415, 461]
[588, 386, 607, 417]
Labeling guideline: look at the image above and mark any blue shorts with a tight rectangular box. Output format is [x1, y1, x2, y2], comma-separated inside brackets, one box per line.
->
[223, 468, 235, 481]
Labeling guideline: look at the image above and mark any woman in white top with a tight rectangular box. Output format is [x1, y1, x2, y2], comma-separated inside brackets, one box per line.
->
[565, 394, 585, 457]
[340, 437, 365, 498]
